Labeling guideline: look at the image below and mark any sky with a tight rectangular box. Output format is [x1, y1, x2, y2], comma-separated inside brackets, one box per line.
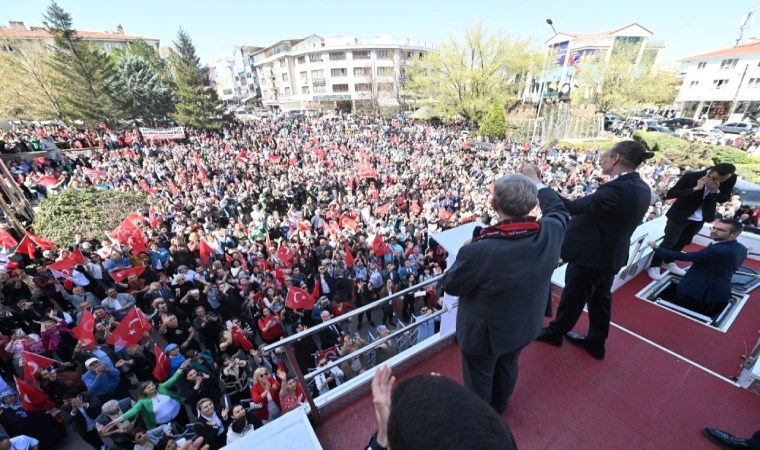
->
[3, 0, 760, 67]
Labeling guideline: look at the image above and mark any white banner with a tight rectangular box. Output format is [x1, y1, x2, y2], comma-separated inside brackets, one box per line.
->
[139, 127, 185, 140]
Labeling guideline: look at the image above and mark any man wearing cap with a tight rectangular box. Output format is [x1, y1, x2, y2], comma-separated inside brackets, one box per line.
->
[82, 358, 131, 402]
[374, 325, 398, 364]
[0, 433, 40, 450]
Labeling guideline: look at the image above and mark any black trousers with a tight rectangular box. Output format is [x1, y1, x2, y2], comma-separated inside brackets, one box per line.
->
[461, 345, 525, 414]
[550, 263, 613, 342]
[650, 219, 704, 267]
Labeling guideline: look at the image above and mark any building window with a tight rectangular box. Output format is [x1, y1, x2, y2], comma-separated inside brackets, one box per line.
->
[355, 83, 371, 92]
[697, 61, 707, 70]
[377, 67, 394, 76]
[297, 56, 306, 64]
[311, 69, 324, 78]
[1, 44, 14, 52]
[713, 79, 729, 89]
[332, 84, 349, 93]
[378, 83, 394, 92]
[284, 87, 291, 95]
[302, 86, 310, 94]
[279, 58, 286, 68]
[309, 53, 322, 63]
[720, 58, 738, 70]
[376, 50, 391, 59]
[300, 71, 307, 80]
[689, 80, 699, 87]
[354, 67, 371, 76]
[314, 84, 326, 93]
[330, 68, 347, 77]
[748, 78, 760, 88]
[353, 50, 370, 60]
[281, 73, 288, 82]
[329, 51, 346, 61]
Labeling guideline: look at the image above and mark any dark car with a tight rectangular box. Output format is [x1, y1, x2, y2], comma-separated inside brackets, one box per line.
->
[662, 117, 700, 130]
[604, 114, 621, 130]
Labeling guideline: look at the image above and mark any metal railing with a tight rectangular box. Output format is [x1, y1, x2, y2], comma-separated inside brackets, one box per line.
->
[261, 273, 445, 423]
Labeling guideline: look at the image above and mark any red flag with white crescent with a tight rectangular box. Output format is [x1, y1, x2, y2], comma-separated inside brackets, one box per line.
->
[276, 244, 294, 267]
[72, 308, 96, 349]
[21, 351, 57, 381]
[48, 248, 86, 271]
[111, 266, 145, 283]
[15, 376, 55, 411]
[107, 306, 152, 347]
[0, 228, 17, 250]
[344, 241, 355, 267]
[199, 240, 213, 266]
[25, 231, 56, 250]
[285, 286, 316, 310]
[152, 344, 170, 381]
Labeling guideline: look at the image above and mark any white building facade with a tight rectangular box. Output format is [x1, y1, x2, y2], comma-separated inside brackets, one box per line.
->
[676, 41, 760, 122]
[251, 35, 435, 112]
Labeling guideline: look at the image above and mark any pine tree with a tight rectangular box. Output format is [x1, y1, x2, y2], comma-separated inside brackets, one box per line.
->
[106, 53, 174, 124]
[44, 1, 113, 123]
[170, 28, 226, 129]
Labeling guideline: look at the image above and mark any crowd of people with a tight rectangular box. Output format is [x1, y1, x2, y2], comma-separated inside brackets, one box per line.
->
[0, 112, 755, 450]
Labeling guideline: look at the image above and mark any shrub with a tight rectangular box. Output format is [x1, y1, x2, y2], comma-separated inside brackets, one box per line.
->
[735, 164, 760, 184]
[33, 188, 150, 245]
[712, 145, 749, 165]
[556, 140, 616, 151]
[660, 141, 713, 169]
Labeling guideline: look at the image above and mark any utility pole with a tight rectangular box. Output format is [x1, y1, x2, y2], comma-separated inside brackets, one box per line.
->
[728, 63, 749, 119]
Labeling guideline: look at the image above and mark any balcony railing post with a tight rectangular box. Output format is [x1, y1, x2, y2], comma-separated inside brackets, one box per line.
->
[282, 342, 321, 424]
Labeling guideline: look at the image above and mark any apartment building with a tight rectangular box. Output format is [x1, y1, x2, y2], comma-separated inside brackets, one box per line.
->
[0, 21, 159, 53]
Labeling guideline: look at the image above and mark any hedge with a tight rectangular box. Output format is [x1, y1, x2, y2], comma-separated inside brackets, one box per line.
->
[556, 140, 616, 151]
[32, 188, 151, 245]
[712, 145, 749, 165]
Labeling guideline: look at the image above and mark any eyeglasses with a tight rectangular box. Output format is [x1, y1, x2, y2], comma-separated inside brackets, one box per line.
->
[259, 373, 269, 377]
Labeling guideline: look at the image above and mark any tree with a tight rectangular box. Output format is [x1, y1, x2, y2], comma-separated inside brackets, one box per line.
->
[44, 1, 113, 123]
[571, 42, 677, 114]
[32, 188, 150, 245]
[105, 54, 174, 123]
[0, 34, 64, 120]
[170, 28, 226, 129]
[479, 101, 506, 139]
[406, 24, 540, 124]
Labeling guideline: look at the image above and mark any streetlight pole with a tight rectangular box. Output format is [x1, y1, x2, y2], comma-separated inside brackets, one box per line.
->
[532, 19, 557, 143]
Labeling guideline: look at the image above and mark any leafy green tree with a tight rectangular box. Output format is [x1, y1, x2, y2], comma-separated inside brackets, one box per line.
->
[572, 42, 677, 114]
[406, 23, 541, 124]
[44, 1, 114, 123]
[33, 188, 150, 245]
[106, 54, 174, 123]
[170, 28, 227, 129]
[479, 101, 506, 139]
[0, 35, 64, 119]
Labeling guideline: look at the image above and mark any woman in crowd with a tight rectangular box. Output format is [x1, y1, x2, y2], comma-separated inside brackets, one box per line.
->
[193, 398, 230, 450]
[257, 307, 283, 344]
[277, 369, 306, 414]
[0, 389, 64, 450]
[249, 367, 281, 424]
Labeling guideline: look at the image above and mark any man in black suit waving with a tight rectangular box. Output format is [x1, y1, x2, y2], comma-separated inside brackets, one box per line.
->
[647, 163, 737, 280]
[536, 141, 653, 359]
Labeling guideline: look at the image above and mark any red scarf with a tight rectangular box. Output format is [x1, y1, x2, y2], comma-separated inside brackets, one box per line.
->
[474, 218, 541, 241]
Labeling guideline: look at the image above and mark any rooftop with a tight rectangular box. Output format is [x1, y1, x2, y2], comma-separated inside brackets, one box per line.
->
[0, 21, 157, 42]
[681, 41, 760, 62]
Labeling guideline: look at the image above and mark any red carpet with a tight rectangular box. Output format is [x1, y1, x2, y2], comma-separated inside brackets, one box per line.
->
[316, 266, 760, 449]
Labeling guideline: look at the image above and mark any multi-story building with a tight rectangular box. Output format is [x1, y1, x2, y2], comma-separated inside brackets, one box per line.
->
[676, 40, 760, 122]
[250, 35, 434, 112]
[0, 21, 159, 53]
[533, 23, 663, 101]
[232, 46, 264, 103]
[213, 54, 238, 102]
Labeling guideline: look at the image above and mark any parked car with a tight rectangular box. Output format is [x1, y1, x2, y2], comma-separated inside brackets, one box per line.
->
[713, 122, 759, 134]
[662, 117, 700, 130]
[683, 129, 724, 145]
[645, 125, 678, 136]
[233, 109, 256, 121]
[604, 114, 621, 130]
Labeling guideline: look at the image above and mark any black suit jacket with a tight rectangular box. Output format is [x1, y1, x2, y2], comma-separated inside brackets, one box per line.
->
[61, 391, 102, 435]
[318, 322, 343, 349]
[561, 172, 651, 273]
[665, 169, 737, 222]
[443, 187, 569, 355]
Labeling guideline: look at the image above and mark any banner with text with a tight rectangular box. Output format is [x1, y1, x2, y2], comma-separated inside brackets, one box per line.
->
[139, 127, 186, 140]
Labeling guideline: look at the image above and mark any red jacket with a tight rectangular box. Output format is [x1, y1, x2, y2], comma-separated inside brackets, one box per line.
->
[250, 376, 282, 420]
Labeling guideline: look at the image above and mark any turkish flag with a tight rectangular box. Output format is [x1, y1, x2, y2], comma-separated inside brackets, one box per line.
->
[33, 157, 46, 164]
[152, 344, 170, 381]
[269, 154, 282, 163]
[25, 231, 56, 250]
[438, 208, 453, 222]
[199, 240, 213, 266]
[310, 278, 320, 301]
[72, 308, 96, 349]
[231, 324, 254, 352]
[35, 175, 59, 188]
[285, 286, 316, 310]
[0, 228, 17, 250]
[111, 266, 145, 283]
[276, 244, 294, 267]
[236, 150, 248, 162]
[107, 306, 152, 347]
[410, 200, 421, 214]
[13, 235, 36, 257]
[128, 234, 149, 256]
[344, 241, 354, 267]
[15, 376, 55, 411]
[372, 233, 390, 257]
[21, 351, 56, 381]
[48, 248, 86, 271]
[83, 167, 106, 177]
[149, 208, 158, 228]
[339, 215, 357, 230]
[375, 203, 391, 216]
[109, 217, 142, 246]
[316, 345, 340, 361]
[296, 221, 310, 232]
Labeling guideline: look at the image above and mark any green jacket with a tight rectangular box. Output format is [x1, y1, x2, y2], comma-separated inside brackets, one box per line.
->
[121, 368, 184, 428]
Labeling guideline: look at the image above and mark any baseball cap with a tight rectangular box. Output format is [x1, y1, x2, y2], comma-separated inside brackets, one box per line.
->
[85, 358, 99, 367]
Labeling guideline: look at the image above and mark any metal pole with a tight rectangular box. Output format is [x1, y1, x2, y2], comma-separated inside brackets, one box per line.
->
[532, 50, 551, 143]
[282, 342, 321, 424]
[728, 63, 749, 119]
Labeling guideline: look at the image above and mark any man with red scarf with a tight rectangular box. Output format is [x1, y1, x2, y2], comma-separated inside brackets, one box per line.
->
[442, 167, 569, 413]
